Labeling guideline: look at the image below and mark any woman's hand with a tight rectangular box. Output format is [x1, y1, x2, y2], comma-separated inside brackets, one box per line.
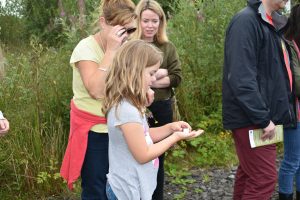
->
[146, 88, 155, 106]
[106, 25, 129, 52]
[155, 69, 168, 80]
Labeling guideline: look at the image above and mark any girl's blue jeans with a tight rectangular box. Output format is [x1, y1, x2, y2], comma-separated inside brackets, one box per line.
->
[279, 122, 300, 194]
[106, 182, 118, 200]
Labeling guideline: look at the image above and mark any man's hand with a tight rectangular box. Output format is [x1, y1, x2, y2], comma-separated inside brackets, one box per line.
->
[261, 121, 276, 141]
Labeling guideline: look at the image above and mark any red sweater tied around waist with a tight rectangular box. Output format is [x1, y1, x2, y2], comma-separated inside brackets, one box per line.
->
[60, 100, 107, 190]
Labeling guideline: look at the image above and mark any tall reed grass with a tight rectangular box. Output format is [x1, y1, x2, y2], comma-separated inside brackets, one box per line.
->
[0, 39, 78, 199]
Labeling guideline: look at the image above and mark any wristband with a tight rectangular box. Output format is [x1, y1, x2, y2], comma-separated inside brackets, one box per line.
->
[98, 67, 107, 72]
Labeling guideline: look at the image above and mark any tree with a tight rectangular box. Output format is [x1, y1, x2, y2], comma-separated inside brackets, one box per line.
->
[291, 0, 300, 5]
[22, 0, 61, 45]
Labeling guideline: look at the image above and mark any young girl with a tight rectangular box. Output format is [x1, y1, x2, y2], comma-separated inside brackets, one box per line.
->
[102, 40, 203, 200]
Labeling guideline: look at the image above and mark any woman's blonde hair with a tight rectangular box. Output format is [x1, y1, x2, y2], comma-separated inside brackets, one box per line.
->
[102, 40, 163, 116]
[133, 0, 168, 44]
[99, 0, 137, 26]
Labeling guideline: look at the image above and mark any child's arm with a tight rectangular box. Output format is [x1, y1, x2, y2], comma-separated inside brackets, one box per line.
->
[120, 122, 202, 164]
[149, 121, 191, 143]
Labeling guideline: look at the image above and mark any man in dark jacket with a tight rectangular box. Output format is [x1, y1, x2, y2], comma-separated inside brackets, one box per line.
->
[222, 0, 291, 199]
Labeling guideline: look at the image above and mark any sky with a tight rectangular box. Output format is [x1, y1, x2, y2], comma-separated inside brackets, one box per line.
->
[0, 0, 5, 6]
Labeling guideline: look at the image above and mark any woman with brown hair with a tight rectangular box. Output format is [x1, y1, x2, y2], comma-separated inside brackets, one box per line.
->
[60, 1, 137, 199]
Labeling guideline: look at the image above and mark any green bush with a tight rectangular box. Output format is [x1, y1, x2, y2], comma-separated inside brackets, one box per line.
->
[0, 15, 26, 45]
[168, 0, 245, 131]
[163, 0, 245, 189]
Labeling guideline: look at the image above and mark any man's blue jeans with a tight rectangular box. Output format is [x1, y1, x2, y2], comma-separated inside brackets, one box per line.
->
[279, 122, 300, 194]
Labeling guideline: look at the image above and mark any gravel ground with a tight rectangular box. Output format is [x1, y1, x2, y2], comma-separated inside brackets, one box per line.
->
[164, 159, 282, 200]
[48, 158, 283, 200]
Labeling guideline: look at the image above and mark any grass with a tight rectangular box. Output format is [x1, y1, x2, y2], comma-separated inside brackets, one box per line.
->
[0, 41, 74, 198]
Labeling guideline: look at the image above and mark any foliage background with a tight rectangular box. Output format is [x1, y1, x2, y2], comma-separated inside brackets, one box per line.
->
[0, 0, 294, 198]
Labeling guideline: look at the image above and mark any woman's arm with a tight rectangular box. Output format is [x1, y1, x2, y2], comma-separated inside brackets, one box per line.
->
[76, 49, 117, 99]
[155, 68, 168, 80]
[77, 25, 128, 99]
[151, 43, 181, 89]
[151, 76, 170, 88]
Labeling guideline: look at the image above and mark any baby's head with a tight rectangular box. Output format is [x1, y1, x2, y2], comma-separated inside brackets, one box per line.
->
[103, 39, 163, 114]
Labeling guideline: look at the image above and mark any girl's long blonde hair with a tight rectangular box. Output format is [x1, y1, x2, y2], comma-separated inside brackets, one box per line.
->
[133, 0, 168, 44]
[102, 40, 163, 116]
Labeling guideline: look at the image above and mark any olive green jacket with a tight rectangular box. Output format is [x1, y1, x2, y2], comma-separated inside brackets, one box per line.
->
[152, 41, 182, 101]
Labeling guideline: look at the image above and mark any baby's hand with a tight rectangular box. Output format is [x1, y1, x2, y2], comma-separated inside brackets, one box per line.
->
[0, 118, 10, 136]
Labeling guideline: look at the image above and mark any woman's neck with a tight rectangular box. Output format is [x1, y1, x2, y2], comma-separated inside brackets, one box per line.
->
[142, 36, 154, 43]
[95, 31, 106, 52]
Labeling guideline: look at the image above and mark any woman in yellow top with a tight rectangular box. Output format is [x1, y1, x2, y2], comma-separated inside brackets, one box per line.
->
[69, 0, 136, 199]
[133, 1, 182, 199]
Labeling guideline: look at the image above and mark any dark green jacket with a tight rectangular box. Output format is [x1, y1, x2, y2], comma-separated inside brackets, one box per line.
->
[152, 41, 182, 101]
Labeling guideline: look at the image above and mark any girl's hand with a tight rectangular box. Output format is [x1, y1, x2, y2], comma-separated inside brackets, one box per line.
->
[170, 121, 191, 132]
[170, 121, 192, 132]
[174, 129, 204, 140]
[170, 121, 204, 140]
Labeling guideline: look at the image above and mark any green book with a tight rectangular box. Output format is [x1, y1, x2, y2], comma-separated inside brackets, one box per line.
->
[249, 125, 283, 148]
